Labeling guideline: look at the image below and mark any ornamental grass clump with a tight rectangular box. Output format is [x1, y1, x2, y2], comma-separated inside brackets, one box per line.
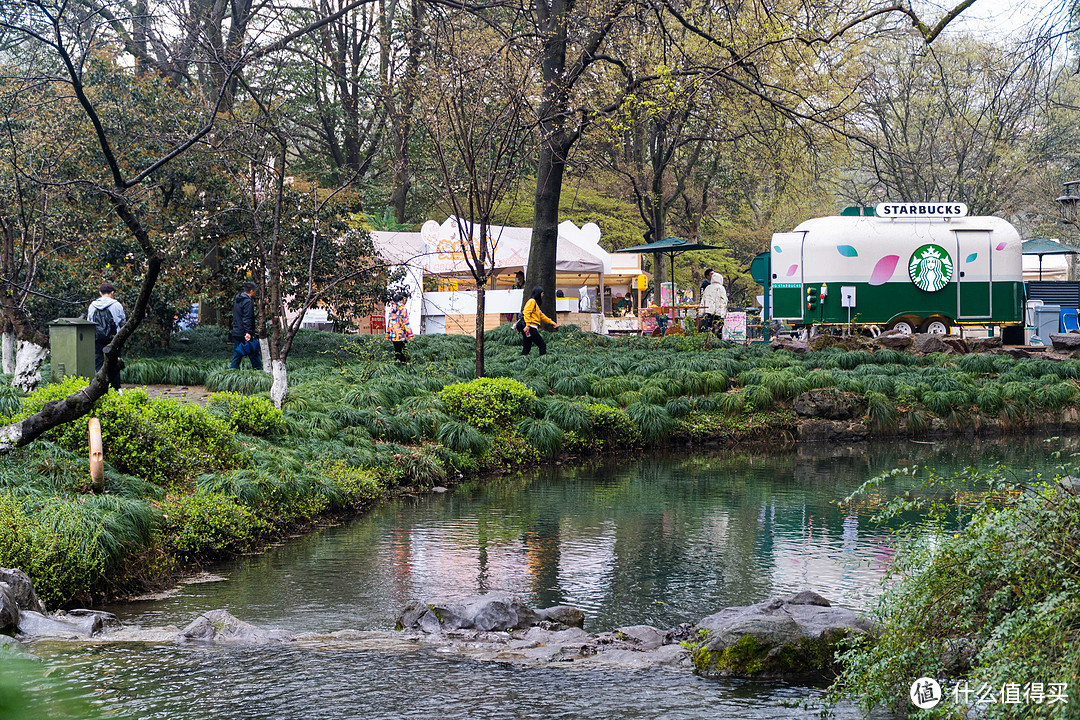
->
[439, 377, 536, 431]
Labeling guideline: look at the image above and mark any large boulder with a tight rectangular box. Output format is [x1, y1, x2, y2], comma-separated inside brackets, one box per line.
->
[396, 593, 549, 633]
[969, 336, 1002, 353]
[942, 337, 969, 354]
[175, 609, 295, 643]
[874, 330, 913, 351]
[0, 568, 46, 615]
[0, 634, 32, 659]
[16, 609, 119, 638]
[0, 583, 18, 633]
[1050, 333, 1080, 351]
[913, 334, 951, 354]
[691, 592, 875, 679]
[793, 389, 866, 420]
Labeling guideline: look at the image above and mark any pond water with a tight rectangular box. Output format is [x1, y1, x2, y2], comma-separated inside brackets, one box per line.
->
[24, 435, 1079, 719]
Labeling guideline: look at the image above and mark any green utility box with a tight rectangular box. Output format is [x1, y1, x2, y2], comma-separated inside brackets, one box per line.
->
[48, 318, 97, 381]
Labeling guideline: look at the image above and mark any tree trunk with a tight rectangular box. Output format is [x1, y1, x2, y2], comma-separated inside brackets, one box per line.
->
[475, 283, 485, 378]
[12, 340, 47, 392]
[526, 140, 568, 319]
[1, 327, 13, 375]
[270, 359, 287, 409]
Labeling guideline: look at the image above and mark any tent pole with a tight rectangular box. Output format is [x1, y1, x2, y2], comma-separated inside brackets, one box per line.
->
[598, 271, 606, 333]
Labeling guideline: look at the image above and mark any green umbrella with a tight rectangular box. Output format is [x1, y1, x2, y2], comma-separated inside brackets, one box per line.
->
[614, 237, 726, 317]
[1021, 238, 1080, 280]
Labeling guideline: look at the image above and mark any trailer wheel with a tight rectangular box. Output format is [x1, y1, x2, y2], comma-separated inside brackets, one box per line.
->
[887, 319, 918, 335]
[919, 317, 953, 335]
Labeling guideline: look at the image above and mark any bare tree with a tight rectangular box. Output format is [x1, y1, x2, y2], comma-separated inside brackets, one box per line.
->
[422, 14, 534, 378]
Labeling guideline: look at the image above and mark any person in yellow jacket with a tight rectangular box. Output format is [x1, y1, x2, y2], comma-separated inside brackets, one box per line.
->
[520, 286, 558, 356]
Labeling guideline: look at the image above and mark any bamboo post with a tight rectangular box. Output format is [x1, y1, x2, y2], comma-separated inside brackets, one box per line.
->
[89, 417, 104, 492]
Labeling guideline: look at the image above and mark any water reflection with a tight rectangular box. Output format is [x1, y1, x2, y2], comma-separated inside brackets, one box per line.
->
[22, 434, 1072, 720]
[108, 434, 1076, 634]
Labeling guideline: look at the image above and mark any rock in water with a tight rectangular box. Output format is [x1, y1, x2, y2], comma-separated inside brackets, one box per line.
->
[175, 610, 295, 643]
[16, 609, 120, 638]
[691, 593, 876, 679]
[535, 605, 586, 629]
[396, 594, 582, 633]
[0, 568, 46, 614]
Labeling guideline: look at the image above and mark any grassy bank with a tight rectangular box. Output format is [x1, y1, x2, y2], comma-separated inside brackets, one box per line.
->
[5, 324, 1080, 607]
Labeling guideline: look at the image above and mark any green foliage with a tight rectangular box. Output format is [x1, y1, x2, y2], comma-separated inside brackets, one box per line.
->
[585, 402, 636, 445]
[0, 383, 23, 417]
[86, 391, 239, 487]
[437, 419, 491, 454]
[0, 491, 157, 606]
[209, 392, 285, 435]
[516, 417, 564, 458]
[538, 397, 593, 432]
[626, 402, 675, 442]
[162, 490, 270, 561]
[205, 368, 273, 394]
[439, 376, 537, 430]
[832, 468, 1080, 718]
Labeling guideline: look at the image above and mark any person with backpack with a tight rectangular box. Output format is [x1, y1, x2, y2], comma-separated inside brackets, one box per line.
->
[230, 281, 263, 370]
[87, 282, 126, 391]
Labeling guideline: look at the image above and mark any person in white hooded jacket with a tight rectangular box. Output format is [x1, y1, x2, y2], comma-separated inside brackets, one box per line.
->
[87, 282, 126, 390]
[701, 272, 727, 335]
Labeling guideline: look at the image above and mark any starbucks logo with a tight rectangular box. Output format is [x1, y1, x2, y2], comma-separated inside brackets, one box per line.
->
[908, 244, 953, 292]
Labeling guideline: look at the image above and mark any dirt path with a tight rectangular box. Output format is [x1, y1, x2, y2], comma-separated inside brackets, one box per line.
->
[131, 384, 213, 406]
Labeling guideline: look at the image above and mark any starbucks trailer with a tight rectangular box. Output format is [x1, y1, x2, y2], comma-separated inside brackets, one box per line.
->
[768, 204, 1024, 335]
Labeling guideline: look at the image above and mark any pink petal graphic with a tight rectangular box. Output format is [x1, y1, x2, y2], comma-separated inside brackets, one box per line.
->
[869, 255, 900, 286]
[786, 264, 799, 276]
[995, 242, 1006, 251]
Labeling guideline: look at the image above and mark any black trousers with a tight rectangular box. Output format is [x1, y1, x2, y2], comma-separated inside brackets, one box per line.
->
[94, 340, 122, 391]
[521, 328, 547, 356]
[392, 340, 408, 363]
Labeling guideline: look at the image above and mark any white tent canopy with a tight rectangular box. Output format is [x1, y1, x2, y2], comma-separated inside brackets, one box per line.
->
[408, 216, 607, 275]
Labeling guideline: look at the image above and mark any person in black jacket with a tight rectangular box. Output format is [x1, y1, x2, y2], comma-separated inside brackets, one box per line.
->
[230, 281, 263, 370]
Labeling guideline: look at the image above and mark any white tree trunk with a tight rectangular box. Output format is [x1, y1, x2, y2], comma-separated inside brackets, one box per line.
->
[260, 340, 272, 373]
[270, 359, 287, 409]
[13, 341, 48, 392]
[1, 331, 14, 375]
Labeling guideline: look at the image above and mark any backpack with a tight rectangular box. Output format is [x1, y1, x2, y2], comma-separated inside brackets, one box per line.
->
[93, 305, 118, 343]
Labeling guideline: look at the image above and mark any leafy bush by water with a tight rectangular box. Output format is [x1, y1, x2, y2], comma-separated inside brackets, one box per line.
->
[440, 376, 536, 430]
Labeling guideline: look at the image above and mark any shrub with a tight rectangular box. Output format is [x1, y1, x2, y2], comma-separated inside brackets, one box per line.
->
[585, 402, 636, 444]
[209, 392, 285, 435]
[439, 376, 536, 430]
[26, 390, 240, 488]
[162, 490, 270, 560]
[832, 470, 1080, 718]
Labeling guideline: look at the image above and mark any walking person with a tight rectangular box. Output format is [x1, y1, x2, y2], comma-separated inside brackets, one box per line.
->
[701, 272, 727, 336]
[386, 292, 413, 364]
[87, 282, 126, 391]
[519, 286, 557, 356]
[230, 281, 263, 370]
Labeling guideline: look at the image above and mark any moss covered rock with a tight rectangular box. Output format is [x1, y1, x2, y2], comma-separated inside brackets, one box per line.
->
[691, 592, 876, 680]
